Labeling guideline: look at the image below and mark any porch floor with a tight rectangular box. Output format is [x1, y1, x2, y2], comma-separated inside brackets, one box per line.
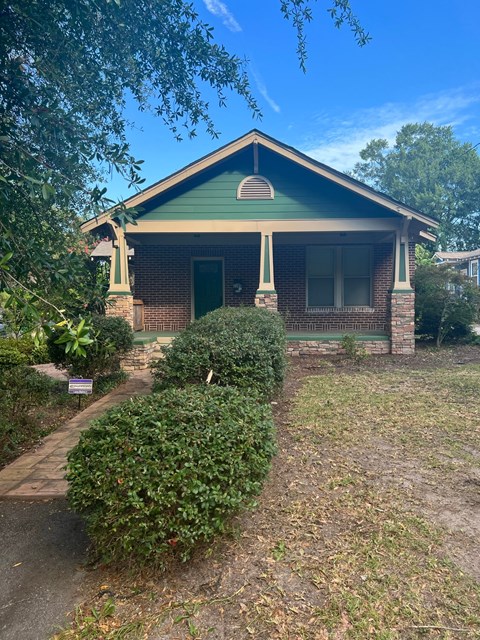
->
[133, 330, 389, 345]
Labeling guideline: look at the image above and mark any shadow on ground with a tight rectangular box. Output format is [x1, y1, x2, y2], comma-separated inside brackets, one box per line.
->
[0, 499, 88, 640]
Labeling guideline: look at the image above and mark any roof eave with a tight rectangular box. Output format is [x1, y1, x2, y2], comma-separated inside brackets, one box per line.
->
[80, 129, 439, 233]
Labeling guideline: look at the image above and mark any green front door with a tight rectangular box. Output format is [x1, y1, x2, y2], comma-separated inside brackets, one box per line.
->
[193, 259, 224, 320]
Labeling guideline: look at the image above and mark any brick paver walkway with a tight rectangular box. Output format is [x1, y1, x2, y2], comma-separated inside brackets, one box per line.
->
[0, 370, 152, 499]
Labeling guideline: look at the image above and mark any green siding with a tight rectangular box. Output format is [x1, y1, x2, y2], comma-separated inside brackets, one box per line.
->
[139, 147, 398, 222]
[114, 247, 121, 284]
[399, 243, 406, 282]
[263, 235, 271, 283]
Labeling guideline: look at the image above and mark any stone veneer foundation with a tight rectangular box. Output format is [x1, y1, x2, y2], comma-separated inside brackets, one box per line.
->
[287, 339, 390, 356]
[254, 292, 278, 311]
[106, 294, 134, 327]
[390, 291, 415, 355]
[123, 335, 393, 370]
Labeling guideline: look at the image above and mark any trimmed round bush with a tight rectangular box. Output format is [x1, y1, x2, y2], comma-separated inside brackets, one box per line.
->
[48, 314, 133, 377]
[152, 306, 286, 398]
[66, 385, 276, 564]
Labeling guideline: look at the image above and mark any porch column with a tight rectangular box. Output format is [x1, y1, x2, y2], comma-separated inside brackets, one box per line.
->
[391, 225, 415, 355]
[106, 224, 134, 327]
[255, 231, 278, 311]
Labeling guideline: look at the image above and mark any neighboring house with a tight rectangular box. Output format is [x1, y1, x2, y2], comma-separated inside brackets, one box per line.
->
[81, 130, 438, 367]
[434, 250, 480, 286]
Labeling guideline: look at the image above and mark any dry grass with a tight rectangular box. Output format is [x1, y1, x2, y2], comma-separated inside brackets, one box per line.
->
[53, 354, 480, 640]
[296, 365, 480, 473]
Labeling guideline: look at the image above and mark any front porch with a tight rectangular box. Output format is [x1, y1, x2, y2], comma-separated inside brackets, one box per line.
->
[106, 228, 416, 366]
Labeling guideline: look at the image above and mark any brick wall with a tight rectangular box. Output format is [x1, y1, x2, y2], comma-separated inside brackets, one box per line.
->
[275, 243, 393, 332]
[409, 241, 416, 284]
[134, 241, 410, 334]
[135, 245, 260, 331]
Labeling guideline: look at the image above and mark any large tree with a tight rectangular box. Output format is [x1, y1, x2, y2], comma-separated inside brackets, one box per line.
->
[351, 123, 480, 251]
[0, 0, 369, 346]
[1, 0, 369, 216]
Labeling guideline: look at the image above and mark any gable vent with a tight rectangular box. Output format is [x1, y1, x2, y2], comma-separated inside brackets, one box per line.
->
[237, 175, 274, 200]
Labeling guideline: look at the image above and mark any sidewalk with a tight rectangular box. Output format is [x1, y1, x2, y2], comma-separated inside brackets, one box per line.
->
[0, 370, 152, 500]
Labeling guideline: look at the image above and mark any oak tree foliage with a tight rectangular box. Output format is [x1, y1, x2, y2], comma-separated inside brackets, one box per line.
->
[351, 123, 480, 251]
[0, 0, 368, 349]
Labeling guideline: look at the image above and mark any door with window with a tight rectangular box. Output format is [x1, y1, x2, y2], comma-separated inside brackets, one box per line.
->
[193, 259, 224, 320]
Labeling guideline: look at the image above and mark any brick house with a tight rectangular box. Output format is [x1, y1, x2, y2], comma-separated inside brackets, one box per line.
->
[81, 130, 438, 367]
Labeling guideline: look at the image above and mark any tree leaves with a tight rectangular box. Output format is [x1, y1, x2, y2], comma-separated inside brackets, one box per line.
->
[0, 0, 369, 355]
[351, 123, 480, 250]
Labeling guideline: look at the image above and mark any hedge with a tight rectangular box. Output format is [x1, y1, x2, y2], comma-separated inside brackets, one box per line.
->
[152, 306, 286, 398]
[66, 385, 276, 564]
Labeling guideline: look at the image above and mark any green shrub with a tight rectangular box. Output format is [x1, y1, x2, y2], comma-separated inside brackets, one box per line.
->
[0, 345, 28, 369]
[0, 364, 56, 463]
[152, 306, 286, 398]
[0, 336, 50, 364]
[66, 385, 276, 564]
[0, 365, 55, 420]
[30, 343, 50, 364]
[48, 314, 133, 377]
[415, 264, 480, 346]
[340, 334, 368, 364]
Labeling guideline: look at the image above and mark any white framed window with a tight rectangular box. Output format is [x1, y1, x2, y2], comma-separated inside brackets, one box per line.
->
[470, 259, 478, 279]
[307, 246, 373, 310]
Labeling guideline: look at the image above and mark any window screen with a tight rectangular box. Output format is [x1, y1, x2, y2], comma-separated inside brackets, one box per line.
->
[343, 247, 371, 306]
[307, 248, 335, 306]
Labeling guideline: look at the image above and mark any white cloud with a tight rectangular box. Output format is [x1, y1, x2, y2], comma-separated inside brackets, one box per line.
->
[203, 0, 242, 32]
[302, 86, 480, 171]
[251, 68, 281, 114]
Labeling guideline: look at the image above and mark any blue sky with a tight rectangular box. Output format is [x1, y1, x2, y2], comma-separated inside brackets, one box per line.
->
[108, 0, 480, 200]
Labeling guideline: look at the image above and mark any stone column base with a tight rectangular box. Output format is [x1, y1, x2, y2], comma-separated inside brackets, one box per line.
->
[106, 294, 134, 328]
[255, 291, 278, 311]
[391, 291, 415, 355]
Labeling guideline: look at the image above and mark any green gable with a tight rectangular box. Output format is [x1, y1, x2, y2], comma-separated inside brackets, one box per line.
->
[139, 146, 398, 222]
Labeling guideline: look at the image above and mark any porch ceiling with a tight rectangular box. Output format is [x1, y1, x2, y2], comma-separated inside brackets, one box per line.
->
[126, 230, 397, 247]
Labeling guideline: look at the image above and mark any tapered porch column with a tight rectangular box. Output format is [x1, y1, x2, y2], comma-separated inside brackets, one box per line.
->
[391, 222, 415, 354]
[255, 231, 278, 311]
[106, 223, 134, 327]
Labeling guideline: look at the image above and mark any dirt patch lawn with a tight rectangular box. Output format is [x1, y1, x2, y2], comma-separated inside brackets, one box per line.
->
[54, 345, 480, 640]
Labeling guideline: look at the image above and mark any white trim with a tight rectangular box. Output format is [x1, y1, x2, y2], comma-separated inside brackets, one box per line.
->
[419, 230, 437, 242]
[236, 175, 274, 200]
[123, 218, 403, 235]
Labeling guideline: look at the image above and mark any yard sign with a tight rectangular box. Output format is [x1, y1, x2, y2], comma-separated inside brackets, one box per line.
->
[68, 379, 93, 395]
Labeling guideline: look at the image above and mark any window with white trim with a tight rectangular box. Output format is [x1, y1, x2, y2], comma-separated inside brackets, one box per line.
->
[470, 259, 478, 279]
[307, 246, 373, 309]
